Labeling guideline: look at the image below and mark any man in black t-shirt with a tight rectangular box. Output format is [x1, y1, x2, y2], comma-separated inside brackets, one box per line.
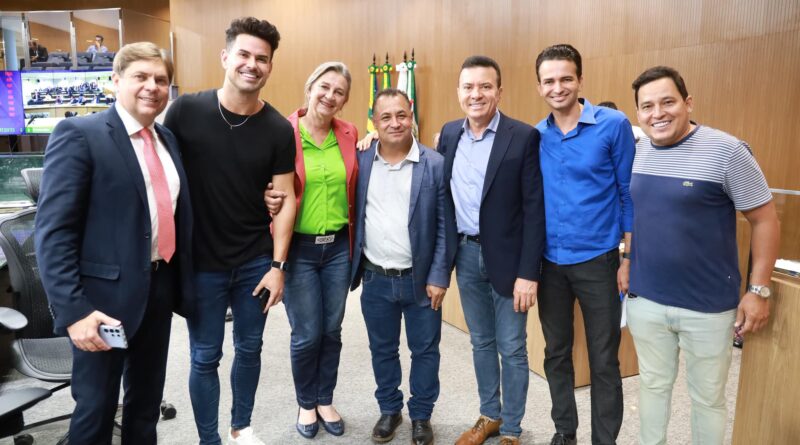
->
[164, 17, 296, 445]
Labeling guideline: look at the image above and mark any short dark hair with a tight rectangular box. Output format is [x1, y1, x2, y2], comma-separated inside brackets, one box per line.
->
[535, 44, 582, 82]
[95, 35, 104, 42]
[597, 101, 618, 110]
[225, 17, 281, 55]
[631, 66, 689, 106]
[373, 88, 411, 112]
[460, 55, 502, 88]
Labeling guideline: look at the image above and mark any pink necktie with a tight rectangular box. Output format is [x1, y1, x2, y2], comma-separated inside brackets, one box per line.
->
[139, 128, 176, 263]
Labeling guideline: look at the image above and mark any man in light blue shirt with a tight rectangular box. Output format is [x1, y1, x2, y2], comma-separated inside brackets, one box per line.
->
[534, 44, 634, 445]
[450, 110, 499, 235]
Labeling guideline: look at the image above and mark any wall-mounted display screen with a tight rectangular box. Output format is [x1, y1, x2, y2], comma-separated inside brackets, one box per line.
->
[0, 71, 25, 136]
[21, 70, 115, 134]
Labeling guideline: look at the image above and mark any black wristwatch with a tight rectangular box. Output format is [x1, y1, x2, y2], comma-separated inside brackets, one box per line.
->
[271, 260, 288, 272]
[622, 252, 632, 260]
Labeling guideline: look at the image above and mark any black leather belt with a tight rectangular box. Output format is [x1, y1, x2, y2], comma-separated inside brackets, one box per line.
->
[460, 233, 480, 244]
[362, 258, 412, 277]
[294, 227, 347, 245]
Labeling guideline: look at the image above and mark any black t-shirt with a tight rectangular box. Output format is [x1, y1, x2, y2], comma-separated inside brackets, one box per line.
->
[164, 89, 295, 271]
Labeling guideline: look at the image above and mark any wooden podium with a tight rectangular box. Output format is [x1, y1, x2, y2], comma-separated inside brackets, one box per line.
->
[442, 271, 639, 387]
[732, 273, 800, 444]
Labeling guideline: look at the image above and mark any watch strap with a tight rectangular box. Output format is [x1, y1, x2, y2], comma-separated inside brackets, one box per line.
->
[271, 260, 288, 272]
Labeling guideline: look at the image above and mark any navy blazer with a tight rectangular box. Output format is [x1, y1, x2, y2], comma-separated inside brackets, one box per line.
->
[350, 141, 450, 305]
[35, 106, 195, 337]
[439, 113, 545, 296]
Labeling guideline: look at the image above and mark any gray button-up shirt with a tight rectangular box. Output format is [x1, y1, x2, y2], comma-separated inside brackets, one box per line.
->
[363, 140, 420, 269]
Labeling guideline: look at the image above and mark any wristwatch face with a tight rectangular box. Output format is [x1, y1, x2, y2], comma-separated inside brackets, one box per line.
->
[750, 285, 771, 298]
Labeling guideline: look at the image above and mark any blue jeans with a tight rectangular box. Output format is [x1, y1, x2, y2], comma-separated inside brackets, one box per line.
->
[455, 238, 529, 438]
[283, 233, 350, 409]
[187, 255, 270, 445]
[360, 270, 442, 420]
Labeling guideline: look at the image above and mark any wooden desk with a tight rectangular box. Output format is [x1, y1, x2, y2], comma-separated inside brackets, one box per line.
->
[442, 271, 639, 387]
[732, 273, 800, 444]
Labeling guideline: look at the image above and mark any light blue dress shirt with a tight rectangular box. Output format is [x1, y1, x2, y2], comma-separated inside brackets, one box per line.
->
[450, 110, 500, 236]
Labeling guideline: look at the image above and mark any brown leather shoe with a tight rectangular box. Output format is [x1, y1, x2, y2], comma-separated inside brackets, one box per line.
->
[499, 436, 520, 445]
[455, 415, 502, 445]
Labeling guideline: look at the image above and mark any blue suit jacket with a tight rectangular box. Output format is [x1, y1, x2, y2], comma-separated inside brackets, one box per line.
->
[439, 113, 545, 296]
[350, 141, 450, 305]
[35, 106, 195, 337]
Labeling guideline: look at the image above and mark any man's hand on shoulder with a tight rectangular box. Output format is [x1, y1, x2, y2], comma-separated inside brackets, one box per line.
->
[513, 278, 538, 313]
[67, 310, 121, 352]
[426, 285, 446, 311]
[735, 292, 770, 335]
[357, 132, 377, 151]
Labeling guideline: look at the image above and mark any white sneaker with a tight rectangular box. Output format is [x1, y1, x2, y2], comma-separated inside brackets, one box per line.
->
[228, 427, 265, 445]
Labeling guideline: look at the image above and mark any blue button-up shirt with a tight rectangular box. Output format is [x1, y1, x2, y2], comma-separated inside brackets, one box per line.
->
[451, 110, 500, 236]
[536, 99, 635, 265]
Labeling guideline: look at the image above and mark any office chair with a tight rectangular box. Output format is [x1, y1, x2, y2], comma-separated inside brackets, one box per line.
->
[19, 169, 42, 204]
[0, 306, 53, 444]
[0, 208, 72, 445]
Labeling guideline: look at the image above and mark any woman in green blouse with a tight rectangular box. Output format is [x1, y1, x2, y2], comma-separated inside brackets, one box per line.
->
[284, 62, 358, 439]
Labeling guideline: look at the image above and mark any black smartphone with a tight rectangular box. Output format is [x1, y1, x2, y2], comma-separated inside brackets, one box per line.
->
[255, 287, 270, 311]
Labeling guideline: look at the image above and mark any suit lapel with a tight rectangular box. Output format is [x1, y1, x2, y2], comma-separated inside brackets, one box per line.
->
[481, 113, 513, 202]
[106, 107, 149, 212]
[442, 126, 462, 183]
[332, 119, 357, 188]
[408, 149, 426, 223]
[358, 142, 377, 221]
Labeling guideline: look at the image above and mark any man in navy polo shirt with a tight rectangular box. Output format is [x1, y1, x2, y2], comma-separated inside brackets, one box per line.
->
[627, 66, 779, 445]
[534, 44, 635, 445]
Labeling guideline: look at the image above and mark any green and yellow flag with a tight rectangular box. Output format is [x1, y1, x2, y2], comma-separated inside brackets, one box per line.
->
[367, 56, 379, 133]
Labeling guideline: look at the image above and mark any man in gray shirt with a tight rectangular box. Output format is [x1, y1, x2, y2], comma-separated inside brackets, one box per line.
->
[350, 89, 449, 445]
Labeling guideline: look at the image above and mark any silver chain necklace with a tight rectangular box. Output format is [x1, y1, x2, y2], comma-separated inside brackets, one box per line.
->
[217, 98, 256, 129]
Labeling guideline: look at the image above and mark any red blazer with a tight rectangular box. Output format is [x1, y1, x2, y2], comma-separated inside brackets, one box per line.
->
[287, 108, 358, 257]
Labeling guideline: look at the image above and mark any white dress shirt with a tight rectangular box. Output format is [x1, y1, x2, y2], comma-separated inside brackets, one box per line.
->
[115, 102, 180, 261]
[363, 140, 420, 269]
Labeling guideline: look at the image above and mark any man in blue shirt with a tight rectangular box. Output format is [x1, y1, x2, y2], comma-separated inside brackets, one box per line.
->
[534, 44, 635, 445]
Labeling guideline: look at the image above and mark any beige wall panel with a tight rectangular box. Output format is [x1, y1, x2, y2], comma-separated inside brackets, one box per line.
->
[3, 0, 169, 21]
[169, 0, 800, 193]
[121, 9, 170, 49]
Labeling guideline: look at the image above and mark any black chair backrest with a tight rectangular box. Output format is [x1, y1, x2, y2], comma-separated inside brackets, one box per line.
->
[20, 168, 42, 204]
[0, 209, 55, 339]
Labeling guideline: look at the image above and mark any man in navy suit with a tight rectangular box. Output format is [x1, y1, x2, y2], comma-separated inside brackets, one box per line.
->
[35, 42, 194, 444]
[441, 56, 545, 445]
[350, 89, 449, 445]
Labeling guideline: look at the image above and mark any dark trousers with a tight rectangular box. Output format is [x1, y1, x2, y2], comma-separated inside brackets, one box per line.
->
[68, 261, 177, 445]
[538, 249, 623, 445]
[360, 270, 442, 420]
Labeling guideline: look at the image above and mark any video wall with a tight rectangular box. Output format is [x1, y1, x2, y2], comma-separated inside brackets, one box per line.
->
[1, 72, 24, 135]
[0, 70, 115, 135]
